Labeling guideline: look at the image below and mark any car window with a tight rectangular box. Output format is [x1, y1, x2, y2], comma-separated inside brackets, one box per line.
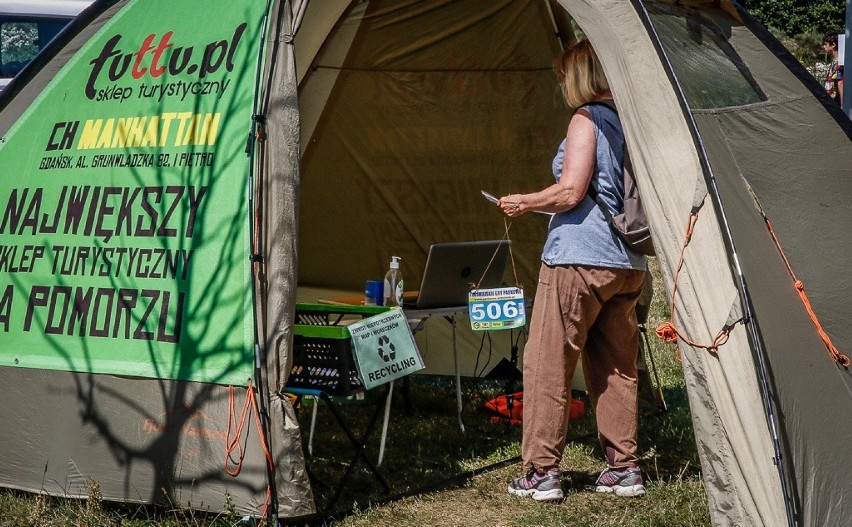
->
[1, 17, 71, 79]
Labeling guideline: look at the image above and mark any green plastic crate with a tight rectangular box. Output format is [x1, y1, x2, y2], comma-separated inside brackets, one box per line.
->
[287, 303, 391, 396]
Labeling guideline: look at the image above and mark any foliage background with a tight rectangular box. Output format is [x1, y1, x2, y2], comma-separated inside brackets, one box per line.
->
[741, 0, 846, 75]
[1, 24, 38, 63]
[740, 0, 845, 36]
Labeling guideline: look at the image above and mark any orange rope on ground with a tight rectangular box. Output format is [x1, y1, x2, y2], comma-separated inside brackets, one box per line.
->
[764, 219, 850, 368]
[225, 379, 277, 519]
[655, 210, 739, 356]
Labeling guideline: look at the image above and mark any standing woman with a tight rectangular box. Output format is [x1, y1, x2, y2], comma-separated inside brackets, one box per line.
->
[822, 33, 844, 107]
[500, 39, 647, 502]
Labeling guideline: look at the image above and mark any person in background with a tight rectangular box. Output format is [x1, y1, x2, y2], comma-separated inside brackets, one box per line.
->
[498, 39, 647, 502]
[823, 32, 844, 107]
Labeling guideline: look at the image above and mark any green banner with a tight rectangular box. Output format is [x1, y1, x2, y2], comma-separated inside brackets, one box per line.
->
[0, 1, 271, 385]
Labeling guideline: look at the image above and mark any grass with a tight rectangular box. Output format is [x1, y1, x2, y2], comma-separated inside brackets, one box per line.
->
[306, 260, 709, 526]
[0, 480, 240, 527]
[0, 261, 710, 526]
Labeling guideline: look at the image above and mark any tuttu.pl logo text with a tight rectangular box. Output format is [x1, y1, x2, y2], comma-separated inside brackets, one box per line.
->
[85, 23, 247, 101]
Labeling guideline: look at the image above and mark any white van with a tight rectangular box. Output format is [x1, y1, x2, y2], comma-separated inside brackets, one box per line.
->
[0, 0, 93, 91]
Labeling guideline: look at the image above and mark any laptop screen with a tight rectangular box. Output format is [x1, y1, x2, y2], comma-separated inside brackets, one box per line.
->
[407, 240, 511, 309]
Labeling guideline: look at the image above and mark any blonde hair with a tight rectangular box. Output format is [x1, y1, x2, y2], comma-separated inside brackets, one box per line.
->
[555, 39, 609, 111]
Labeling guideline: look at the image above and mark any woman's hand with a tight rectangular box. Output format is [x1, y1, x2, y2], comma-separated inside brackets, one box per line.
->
[498, 194, 525, 217]
[494, 110, 596, 219]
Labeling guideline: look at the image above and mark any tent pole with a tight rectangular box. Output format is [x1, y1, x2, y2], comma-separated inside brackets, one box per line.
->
[247, 0, 280, 522]
[629, 2, 798, 525]
[543, 0, 566, 49]
[687, 114, 799, 527]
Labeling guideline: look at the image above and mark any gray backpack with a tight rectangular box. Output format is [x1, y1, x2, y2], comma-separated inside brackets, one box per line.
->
[582, 102, 655, 257]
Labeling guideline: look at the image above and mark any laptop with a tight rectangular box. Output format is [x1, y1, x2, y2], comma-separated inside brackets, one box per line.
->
[404, 240, 511, 309]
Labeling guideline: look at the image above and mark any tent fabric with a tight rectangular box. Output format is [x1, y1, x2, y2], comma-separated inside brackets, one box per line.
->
[297, 0, 567, 292]
[256, 0, 315, 516]
[692, 44, 852, 527]
[293, 0, 585, 385]
[0, 0, 313, 517]
[296, 0, 851, 524]
[0, 369, 313, 517]
[626, 1, 852, 524]
[659, 4, 852, 525]
[2, 0, 851, 523]
[565, 2, 786, 524]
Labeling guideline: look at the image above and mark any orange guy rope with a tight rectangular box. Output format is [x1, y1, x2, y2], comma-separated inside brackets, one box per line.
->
[764, 219, 850, 367]
[657, 204, 849, 369]
[225, 379, 277, 518]
[655, 210, 740, 356]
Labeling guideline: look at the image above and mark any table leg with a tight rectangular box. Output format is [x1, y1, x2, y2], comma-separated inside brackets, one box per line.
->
[308, 395, 318, 456]
[451, 315, 465, 433]
[378, 380, 394, 466]
[321, 388, 391, 513]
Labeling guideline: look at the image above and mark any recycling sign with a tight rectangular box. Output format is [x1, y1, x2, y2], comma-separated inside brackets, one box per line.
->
[347, 308, 424, 390]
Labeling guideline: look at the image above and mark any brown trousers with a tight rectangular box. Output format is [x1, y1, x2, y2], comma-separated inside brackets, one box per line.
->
[522, 264, 645, 472]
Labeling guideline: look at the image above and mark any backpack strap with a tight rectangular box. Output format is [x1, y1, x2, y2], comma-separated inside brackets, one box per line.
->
[578, 100, 617, 114]
[576, 101, 628, 207]
[577, 102, 654, 255]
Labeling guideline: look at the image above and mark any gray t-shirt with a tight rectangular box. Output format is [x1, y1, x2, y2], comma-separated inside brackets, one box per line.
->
[541, 103, 647, 270]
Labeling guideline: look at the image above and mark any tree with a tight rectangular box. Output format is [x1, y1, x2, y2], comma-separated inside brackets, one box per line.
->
[1, 23, 38, 66]
[739, 0, 845, 37]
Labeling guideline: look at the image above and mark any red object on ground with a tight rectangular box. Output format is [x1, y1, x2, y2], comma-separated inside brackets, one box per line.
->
[484, 391, 523, 425]
[569, 397, 585, 420]
[484, 391, 585, 425]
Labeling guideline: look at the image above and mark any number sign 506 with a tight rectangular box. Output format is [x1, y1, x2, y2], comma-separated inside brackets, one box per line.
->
[470, 300, 525, 321]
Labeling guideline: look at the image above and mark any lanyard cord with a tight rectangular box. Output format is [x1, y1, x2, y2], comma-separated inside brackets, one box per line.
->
[473, 218, 521, 290]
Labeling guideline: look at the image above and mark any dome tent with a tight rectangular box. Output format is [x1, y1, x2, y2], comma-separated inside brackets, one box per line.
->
[0, 0, 850, 524]
[296, 2, 852, 522]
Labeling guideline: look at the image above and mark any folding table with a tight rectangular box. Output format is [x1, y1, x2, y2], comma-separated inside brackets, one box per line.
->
[284, 303, 394, 513]
[282, 386, 391, 514]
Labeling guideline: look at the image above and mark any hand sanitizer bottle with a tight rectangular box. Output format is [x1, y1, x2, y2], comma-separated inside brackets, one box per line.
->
[383, 256, 404, 307]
